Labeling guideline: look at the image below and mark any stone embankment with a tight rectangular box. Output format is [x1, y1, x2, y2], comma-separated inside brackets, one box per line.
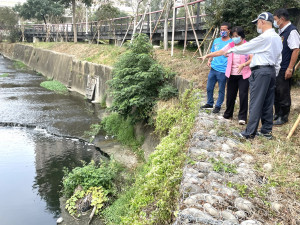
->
[174, 109, 282, 225]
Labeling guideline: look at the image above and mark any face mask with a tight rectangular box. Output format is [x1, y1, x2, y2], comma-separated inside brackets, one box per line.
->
[220, 31, 228, 38]
[232, 37, 242, 44]
[257, 28, 263, 34]
[273, 20, 280, 28]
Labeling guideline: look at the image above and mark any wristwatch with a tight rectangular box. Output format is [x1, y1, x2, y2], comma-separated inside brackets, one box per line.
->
[287, 68, 293, 72]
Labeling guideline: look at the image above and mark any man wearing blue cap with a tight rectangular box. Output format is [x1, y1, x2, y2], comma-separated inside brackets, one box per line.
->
[225, 12, 283, 139]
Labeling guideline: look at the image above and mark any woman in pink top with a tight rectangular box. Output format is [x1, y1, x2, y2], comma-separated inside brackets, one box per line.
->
[199, 26, 253, 125]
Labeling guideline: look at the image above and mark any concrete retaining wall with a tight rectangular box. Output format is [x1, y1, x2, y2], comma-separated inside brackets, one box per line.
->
[0, 43, 193, 103]
[0, 43, 113, 107]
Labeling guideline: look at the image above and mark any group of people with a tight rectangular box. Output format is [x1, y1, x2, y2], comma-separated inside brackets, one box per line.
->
[199, 9, 300, 139]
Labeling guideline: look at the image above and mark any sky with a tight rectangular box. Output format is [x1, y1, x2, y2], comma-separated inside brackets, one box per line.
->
[0, 0, 26, 7]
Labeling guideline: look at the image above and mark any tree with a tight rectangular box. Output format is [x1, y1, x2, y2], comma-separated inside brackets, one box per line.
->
[0, 7, 18, 27]
[14, 0, 64, 24]
[108, 34, 177, 121]
[59, 0, 93, 43]
[0, 7, 18, 42]
[205, 0, 300, 39]
[92, 3, 122, 21]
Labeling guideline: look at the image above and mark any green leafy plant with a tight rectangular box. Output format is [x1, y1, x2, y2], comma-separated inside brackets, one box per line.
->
[209, 158, 237, 174]
[62, 160, 120, 198]
[65, 189, 86, 217]
[108, 33, 177, 122]
[158, 84, 178, 101]
[40, 80, 68, 94]
[86, 186, 108, 215]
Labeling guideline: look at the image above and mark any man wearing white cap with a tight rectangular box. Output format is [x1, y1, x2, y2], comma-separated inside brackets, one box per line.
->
[225, 12, 283, 139]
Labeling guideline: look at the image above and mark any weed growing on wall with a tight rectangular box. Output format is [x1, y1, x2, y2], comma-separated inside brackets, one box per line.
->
[101, 113, 144, 159]
[102, 89, 200, 224]
[108, 34, 177, 122]
[13, 60, 27, 70]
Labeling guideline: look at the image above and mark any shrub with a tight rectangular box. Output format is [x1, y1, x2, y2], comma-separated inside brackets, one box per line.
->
[108, 33, 177, 122]
[62, 160, 120, 198]
[158, 84, 178, 101]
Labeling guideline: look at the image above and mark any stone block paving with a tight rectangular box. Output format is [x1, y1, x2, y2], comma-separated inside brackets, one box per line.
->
[173, 108, 272, 225]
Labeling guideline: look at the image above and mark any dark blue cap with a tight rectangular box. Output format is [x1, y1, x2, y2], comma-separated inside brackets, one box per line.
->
[252, 12, 274, 24]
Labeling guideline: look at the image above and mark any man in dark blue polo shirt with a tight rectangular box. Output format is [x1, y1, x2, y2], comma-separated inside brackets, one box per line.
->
[273, 9, 300, 125]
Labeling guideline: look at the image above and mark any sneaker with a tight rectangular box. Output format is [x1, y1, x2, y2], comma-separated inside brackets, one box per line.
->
[212, 107, 220, 114]
[238, 120, 246, 125]
[256, 131, 273, 140]
[200, 104, 213, 109]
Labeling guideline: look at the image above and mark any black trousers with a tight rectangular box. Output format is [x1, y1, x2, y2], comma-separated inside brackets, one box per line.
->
[223, 75, 249, 121]
[242, 67, 276, 137]
[274, 69, 292, 118]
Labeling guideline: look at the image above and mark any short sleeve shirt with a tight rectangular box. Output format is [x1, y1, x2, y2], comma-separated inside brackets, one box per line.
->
[210, 37, 232, 73]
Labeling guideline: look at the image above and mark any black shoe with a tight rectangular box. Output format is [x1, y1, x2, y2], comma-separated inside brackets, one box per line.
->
[273, 114, 279, 121]
[274, 117, 288, 125]
[233, 131, 253, 139]
[212, 107, 220, 114]
[256, 131, 273, 140]
[200, 104, 213, 109]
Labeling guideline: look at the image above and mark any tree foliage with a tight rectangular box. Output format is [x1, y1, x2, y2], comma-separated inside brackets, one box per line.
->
[108, 33, 177, 122]
[92, 3, 125, 21]
[14, 0, 64, 24]
[0, 7, 18, 27]
[205, 0, 300, 39]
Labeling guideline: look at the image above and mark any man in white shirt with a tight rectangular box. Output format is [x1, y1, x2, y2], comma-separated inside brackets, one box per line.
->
[226, 12, 283, 139]
[273, 9, 300, 125]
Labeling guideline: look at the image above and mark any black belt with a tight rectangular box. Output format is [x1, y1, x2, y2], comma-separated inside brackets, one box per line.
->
[251, 65, 274, 71]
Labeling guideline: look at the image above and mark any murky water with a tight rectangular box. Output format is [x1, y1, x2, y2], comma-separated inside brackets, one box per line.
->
[0, 55, 105, 224]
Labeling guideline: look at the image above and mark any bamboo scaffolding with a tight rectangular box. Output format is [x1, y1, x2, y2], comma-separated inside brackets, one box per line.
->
[287, 114, 300, 139]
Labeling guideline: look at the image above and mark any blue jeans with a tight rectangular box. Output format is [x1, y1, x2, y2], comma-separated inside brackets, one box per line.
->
[206, 68, 226, 108]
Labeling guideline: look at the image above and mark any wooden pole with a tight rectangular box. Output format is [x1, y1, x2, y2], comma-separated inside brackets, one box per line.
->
[171, 0, 176, 56]
[184, 0, 202, 56]
[183, 4, 188, 55]
[295, 60, 300, 71]
[287, 114, 300, 139]
[191, 25, 214, 58]
[150, 1, 168, 41]
[205, 27, 218, 55]
[121, 18, 133, 47]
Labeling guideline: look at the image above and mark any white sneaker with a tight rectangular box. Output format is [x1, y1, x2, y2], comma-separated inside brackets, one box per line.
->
[239, 120, 246, 125]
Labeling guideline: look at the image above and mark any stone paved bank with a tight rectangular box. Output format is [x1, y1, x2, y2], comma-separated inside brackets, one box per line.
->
[174, 109, 282, 225]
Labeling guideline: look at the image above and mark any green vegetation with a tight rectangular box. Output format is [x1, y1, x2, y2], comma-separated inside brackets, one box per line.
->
[13, 61, 27, 70]
[102, 89, 200, 224]
[65, 186, 108, 217]
[205, 0, 300, 39]
[209, 158, 237, 174]
[101, 113, 144, 159]
[108, 34, 178, 122]
[40, 80, 68, 94]
[0, 73, 9, 77]
[62, 160, 120, 198]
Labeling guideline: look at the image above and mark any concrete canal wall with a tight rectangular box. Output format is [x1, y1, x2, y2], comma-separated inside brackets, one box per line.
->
[0, 43, 113, 107]
[0, 43, 193, 106]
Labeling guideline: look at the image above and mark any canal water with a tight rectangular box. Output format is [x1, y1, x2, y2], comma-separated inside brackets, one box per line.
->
[0, 55, 105, 224]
